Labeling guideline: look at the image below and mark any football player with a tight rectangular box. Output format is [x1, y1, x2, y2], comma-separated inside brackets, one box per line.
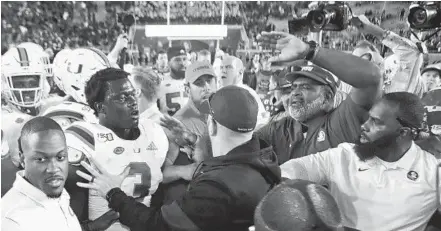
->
[17, 42, 54, 96]
[157, 47, 190, 116]
[1, 46, 45, 196]
[64, 67, 169, 231]
[41, 47, 111, 129]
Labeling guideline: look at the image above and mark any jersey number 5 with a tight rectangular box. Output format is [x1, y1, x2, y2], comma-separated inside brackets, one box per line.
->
[166, 91, 189, 115]
[126, 162, 151, 198]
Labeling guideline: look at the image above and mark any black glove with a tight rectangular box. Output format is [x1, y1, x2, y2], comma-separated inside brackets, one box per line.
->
[81, 210, 119, 231]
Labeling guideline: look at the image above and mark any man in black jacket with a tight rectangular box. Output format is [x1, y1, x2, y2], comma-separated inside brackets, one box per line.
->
[75, 85, 282, 231]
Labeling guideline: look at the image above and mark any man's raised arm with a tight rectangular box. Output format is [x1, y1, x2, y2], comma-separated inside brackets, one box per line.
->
[258, 31, 382, 109]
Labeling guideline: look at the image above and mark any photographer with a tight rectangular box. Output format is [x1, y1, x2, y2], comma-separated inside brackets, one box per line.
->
[352, 15, 425, 97]
[255, 31, 382, 164]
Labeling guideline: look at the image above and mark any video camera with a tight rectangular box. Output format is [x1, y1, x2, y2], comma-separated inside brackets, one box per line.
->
[288, 2, 352, 34]
[408, 2, 441, 30]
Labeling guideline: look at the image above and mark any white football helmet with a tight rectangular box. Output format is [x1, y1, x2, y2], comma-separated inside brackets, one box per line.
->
[2, 46, 46, 108]
[17, 42, 53, 77]
[52, 48, 72, 93]
[64, 47, 112, 104]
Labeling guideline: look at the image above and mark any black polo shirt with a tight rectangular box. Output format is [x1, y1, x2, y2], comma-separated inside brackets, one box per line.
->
[255, 97, 369, 164]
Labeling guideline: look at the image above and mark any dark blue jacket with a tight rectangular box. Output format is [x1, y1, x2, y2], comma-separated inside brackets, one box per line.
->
[108, 136, 281, 231]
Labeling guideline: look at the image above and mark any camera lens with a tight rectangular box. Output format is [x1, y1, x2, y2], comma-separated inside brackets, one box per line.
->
[311, 11, 327, 28]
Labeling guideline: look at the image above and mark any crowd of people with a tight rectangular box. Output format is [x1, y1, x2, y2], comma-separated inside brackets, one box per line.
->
[1, 1, 441, 231]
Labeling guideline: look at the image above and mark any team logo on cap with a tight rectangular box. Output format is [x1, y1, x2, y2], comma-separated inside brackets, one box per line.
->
[407, 171, 419, 181]
[317, 130, 326, 142]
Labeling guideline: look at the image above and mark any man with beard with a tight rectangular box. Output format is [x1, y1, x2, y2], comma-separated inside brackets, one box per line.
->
[160, 61, 218, 204]
[280, 92, 441, 231]
[256, 31, 382, 164]
[158, 47, 190, 116]
[74, 86, 281, 231]
[1, 117, 82, 231]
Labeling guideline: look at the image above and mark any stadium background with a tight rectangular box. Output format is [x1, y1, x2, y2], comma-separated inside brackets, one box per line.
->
[2, 1, 440, 66]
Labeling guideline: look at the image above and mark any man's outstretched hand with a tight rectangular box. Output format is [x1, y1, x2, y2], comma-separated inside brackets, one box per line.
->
[160, 114, 196, 147]
[257, 31, 310, 64]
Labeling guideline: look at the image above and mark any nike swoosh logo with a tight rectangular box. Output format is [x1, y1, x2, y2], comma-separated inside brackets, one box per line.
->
[358, 168, 369, 172]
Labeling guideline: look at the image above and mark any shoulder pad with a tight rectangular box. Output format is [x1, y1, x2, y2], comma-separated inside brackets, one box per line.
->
[65, 122, 96, 151]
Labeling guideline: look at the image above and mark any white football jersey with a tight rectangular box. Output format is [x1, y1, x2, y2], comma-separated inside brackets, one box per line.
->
[41, 101, 98, 130]
[158, 76, 188, 116]
[1, 105, 33, 158]
[65, 120, 168, 231]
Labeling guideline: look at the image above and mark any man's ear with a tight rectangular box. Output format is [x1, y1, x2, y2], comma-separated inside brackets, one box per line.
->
[94, 102, 104, 115]
[399, 127, 412, 137]
[207, 117, 217, 137]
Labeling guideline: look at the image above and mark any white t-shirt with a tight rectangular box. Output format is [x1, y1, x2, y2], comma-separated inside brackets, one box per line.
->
[2, 171, 82, 231]
[281, 142, 441, 231]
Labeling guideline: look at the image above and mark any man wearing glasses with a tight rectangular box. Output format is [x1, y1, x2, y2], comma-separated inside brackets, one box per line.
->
[63, 68, 169, 231]
[281, 92, 440, 231]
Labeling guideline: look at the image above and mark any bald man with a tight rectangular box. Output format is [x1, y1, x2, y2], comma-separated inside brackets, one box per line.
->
[220, 56, 269, 128]
[1, 117, 82, 231]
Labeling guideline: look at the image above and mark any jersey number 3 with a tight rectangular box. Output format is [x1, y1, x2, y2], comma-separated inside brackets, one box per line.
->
[126, 162, 151, 198]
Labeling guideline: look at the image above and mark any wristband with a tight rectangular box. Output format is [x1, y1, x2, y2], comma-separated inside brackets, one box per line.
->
[305, 40, 318, 61]
[106, 188, 122, 205]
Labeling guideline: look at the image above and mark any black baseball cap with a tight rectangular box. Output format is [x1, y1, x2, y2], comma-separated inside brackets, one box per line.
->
[285, 64, 338, 94]
[202, 86, 258, 133]
[167, 46, 186, 61]
[421, 64, 441, 76]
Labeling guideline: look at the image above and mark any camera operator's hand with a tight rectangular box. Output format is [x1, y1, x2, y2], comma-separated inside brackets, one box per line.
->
[352, 15, 383, 38]
[114, 33, 129, 53]
[257, 31, 309, 64]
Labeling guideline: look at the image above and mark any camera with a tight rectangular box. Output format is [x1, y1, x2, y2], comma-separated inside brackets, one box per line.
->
[307, 1, 352, 32]
[288, 2, 351, 34]
[408, 2, 441, 30]
[117, 13, 135, 28]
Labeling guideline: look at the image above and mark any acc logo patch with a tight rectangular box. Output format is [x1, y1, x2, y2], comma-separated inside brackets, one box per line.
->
[97, 133, 114, 142]
[15, 117, 24, 123]
[114, 147, 125, 155]
[407, 171, 419, 181]
[317, 130, 326, 142]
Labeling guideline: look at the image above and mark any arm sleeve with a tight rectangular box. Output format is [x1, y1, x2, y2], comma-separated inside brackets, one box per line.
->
[382, 31, 425, 97]
[108, 188, 169, 231]
[109, 180, 232, 231]
[328, 97, 369, 145]
[280, 146, 343, 185]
